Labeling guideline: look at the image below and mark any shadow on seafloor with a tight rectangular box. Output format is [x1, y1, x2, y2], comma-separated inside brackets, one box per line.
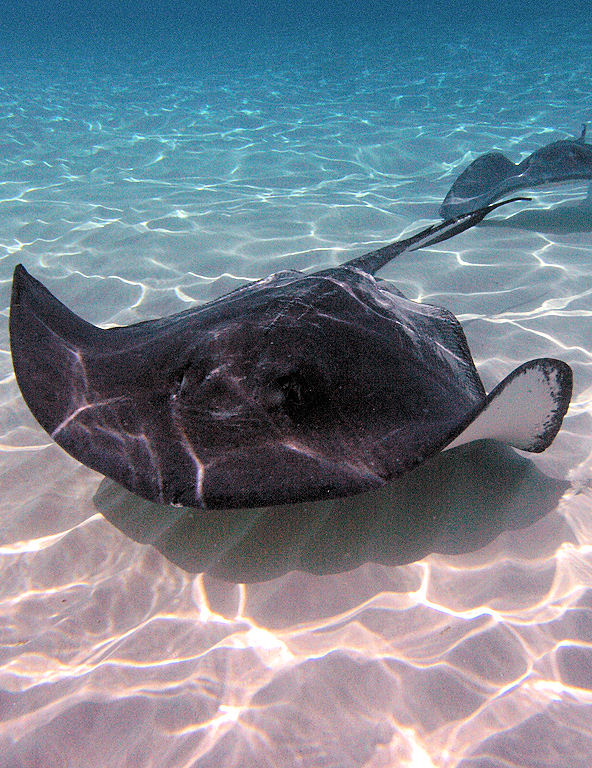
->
[94, 440, 571, 582]
[480, 196, 592, 234]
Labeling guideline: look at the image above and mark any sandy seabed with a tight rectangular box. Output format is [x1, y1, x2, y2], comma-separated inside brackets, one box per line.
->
[1, 25, 592, 768]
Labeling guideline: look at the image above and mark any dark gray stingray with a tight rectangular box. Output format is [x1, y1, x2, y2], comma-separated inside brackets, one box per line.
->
[10, 198, 572, 510]
[440, 125, 592, 219]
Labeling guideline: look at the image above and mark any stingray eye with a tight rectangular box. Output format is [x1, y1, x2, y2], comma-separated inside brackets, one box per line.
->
[275, 366, 326, 425]
[171, 358, 208, 399]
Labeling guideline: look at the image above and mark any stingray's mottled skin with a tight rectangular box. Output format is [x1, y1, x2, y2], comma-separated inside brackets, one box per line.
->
[10, 199, 572, 509]
[441, 126, 592, 219]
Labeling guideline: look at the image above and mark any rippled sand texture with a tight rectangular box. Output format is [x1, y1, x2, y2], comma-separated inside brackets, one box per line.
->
[2, 23, 592, 768]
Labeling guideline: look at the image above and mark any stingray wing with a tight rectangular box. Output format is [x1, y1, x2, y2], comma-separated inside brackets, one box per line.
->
[445, 358, 572, 453]
[440, 152, 518, 218]
[9, 265, 206, 505]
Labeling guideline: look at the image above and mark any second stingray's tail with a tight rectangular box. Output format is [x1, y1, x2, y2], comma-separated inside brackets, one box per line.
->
[344, 197, 528, 276]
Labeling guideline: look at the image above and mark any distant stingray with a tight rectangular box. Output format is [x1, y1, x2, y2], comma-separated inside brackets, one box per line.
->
[440, 125, 592, 219]
[10, 198, 572, 510]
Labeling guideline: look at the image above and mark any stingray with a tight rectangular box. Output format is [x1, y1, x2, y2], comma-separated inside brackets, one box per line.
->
[440, 125, 592, 219]
[10, 198, 572, 510]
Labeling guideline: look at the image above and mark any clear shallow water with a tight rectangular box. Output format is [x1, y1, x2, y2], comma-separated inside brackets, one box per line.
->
[1, 14, 592, 768]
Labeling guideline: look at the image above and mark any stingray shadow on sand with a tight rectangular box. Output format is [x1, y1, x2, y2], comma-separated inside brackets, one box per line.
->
[94, 440, 570, 583]
[479, 197, 592, 234]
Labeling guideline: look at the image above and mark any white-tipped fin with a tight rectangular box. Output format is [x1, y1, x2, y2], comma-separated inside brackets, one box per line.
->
[446, 359, 572, 453]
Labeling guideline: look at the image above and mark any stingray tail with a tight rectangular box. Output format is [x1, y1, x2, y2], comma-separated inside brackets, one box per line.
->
[345, 197, 528, 276]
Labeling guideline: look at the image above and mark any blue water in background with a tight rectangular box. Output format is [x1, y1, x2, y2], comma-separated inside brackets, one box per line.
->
[2, 2, 592, 767]
[2, 0, 590, 61]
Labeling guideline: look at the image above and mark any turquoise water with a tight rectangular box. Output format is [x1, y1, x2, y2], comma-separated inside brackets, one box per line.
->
[1, 9, 592, 767]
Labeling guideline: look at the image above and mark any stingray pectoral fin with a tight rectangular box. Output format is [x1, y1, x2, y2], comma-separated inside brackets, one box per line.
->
[439, 152, 519, 218]
[10, 264, 192, 504]
[11, 263, 104, 347]
[445, 358, 573, 453]
[9, 264, 107, 437]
